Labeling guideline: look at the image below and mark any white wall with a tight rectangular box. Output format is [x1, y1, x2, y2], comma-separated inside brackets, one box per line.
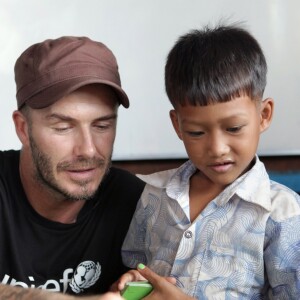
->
[1, 0, 299, 159]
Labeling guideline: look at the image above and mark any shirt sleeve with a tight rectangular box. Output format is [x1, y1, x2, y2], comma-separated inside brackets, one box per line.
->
[121, 189, 149, 268]
[264, 213, 300, 298]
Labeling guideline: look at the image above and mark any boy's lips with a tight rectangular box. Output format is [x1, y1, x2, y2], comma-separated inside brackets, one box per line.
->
[209, 160, 234, 173]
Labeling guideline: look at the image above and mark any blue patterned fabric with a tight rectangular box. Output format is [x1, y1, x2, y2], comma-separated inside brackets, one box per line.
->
[122, 157, 300, 299]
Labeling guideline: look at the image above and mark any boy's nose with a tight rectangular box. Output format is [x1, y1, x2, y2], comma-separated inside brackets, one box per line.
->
[208, 134, 230, 157]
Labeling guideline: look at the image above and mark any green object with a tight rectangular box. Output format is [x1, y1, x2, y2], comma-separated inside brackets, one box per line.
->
[121, 281, 153, 300]
[137, 263, 146, 270]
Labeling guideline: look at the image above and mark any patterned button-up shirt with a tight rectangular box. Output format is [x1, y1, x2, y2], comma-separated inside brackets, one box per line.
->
[122, 157, 300, 299]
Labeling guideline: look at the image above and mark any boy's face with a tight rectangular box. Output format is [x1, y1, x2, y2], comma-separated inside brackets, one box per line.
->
[170, 95, 273, 188]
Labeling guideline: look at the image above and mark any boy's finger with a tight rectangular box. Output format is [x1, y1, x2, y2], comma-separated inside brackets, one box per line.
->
[137, 264, 177, 286]
[116, 269, 148, 291]
[166, 276, 177, 285]
[136, 263, 162, 286]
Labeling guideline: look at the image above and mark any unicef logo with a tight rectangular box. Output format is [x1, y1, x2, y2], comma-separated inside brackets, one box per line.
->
[69, 261, 101, 293]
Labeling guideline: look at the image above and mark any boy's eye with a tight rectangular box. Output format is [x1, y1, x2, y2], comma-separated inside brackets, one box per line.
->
[227, 126, 243, 133]
[187, 131, 204, 137]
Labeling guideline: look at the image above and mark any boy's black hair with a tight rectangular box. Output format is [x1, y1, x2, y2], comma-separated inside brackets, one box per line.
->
[165, 24, 267, 107]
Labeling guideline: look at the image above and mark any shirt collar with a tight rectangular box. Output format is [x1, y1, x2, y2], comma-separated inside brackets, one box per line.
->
[138, 155, 272, 212]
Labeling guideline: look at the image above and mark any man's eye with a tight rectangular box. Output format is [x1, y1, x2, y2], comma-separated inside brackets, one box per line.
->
[95, 124, 110, 130]
[54, 127, 70, 132]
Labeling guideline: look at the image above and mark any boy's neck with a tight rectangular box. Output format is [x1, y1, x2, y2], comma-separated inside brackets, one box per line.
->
[189, 171, 226, 222]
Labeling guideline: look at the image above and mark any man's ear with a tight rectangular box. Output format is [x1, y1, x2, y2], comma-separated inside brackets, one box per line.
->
[12, 110, 30, 146]
[169, 109, 183, 140]
[260, 98, 274, 133]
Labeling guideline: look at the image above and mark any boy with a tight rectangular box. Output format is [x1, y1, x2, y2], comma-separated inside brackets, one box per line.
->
[120, 24, 300, 299]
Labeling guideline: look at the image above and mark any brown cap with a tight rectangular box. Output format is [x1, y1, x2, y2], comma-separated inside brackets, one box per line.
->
[14, 36, 129, 109]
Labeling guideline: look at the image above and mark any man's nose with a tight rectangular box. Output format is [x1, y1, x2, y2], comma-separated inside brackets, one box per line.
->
[74, 129, 96, 158]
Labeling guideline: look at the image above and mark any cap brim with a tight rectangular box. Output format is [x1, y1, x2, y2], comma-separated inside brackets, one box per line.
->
[23, 77, 129, 109]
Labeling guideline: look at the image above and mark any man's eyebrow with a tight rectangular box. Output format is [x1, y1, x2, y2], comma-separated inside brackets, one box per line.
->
[95, 113, 118, 121]
[45, 113, 118, 122]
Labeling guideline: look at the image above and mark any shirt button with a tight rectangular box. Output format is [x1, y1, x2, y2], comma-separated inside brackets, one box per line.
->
[184, 230, 193, 239]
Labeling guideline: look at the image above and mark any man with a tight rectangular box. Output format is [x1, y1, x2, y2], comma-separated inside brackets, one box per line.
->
[0, 36, 145, 299]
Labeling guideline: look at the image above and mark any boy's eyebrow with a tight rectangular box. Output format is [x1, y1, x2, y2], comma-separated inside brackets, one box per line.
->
[45, 112, 117, 122]
[182, 112, 249, 124]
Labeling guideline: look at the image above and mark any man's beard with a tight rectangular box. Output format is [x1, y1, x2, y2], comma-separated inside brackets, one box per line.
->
[29, 135, 111, 201]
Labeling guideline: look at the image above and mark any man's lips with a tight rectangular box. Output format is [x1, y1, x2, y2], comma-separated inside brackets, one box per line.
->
[57, 158, 106, 182]
[58, 159, 105, 171]
[67, 167, 95, 172]
[65, 167, 99, 181]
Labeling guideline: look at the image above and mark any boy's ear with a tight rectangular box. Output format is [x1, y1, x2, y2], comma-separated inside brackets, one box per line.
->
[169, 109, 183, 140]
[259, 98, 274, 133]
[12, 110, 30, 146]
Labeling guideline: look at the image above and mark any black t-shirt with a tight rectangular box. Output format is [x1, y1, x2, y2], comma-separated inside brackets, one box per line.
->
[0, 150, 145, 295]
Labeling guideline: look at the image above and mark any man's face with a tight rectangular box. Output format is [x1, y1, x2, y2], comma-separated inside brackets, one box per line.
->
[26, 84, 118, 201]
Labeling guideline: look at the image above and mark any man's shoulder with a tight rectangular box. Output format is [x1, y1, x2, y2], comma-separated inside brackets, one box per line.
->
[109, 166, 144, 182]
[0, 149, 19, 158]
[104, 167, 145, 193]
[95, 167, 145, 212]
[0, 150, 21, 200]
[0, 150, 20, 172]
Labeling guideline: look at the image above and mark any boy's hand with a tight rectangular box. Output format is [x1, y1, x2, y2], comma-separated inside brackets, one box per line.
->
[95, 292, 124, 300]
[137, 264, 195, 300]
[82, 292, 124, 300]
[110, 269, 146, 292]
